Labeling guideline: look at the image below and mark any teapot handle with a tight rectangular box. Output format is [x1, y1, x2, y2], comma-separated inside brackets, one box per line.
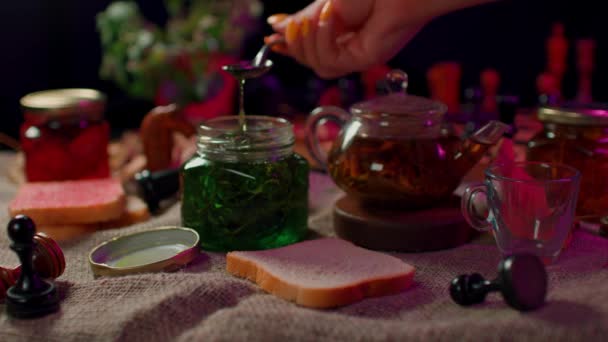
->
[305, 106, 350, 170]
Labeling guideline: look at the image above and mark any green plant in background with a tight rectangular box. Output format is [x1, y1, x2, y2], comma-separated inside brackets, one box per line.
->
[97, 0, 262, 105]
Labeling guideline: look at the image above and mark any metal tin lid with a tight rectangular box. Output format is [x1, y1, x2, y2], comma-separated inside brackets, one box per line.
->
[20, 88, 106, 120]
[351, 70, 447, 117]
[88, 226, 201, 277]
[538, 103, 608, 126]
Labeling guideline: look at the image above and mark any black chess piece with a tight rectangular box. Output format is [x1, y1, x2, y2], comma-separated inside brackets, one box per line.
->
[5, 215, 60, 319]
[449, 254, 547, 311]
[134, 168, 180, 213]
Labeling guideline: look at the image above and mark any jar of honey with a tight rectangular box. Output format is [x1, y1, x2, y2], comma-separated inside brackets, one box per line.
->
[527, 104, 608, 218]
[20, 89, 110, 182]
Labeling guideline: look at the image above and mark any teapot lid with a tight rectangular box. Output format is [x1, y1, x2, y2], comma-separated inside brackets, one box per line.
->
[351, 70, 447, 117]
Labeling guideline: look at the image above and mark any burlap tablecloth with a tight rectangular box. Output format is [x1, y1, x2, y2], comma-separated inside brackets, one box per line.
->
[1, 152, 608, 341]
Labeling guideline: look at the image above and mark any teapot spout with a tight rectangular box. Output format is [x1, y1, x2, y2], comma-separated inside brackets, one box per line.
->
[450, 120, 510, 177]
[469, 120, 510, 145]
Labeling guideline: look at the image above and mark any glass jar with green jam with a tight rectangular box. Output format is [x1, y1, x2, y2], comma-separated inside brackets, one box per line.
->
[181, 115, 309, 251]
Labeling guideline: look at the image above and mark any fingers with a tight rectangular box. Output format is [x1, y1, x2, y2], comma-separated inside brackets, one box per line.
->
[267, 13, 289, 26]
[265, 0, 355, 79]
[264, 34, 288, 55]
[267, 0, 326, 33]
[285, 19, 305, 64]
[300, 10, 322, 73]
[314, 1, 346, 78]
[267, 13, 289, 34]
[332, 0, 374, 30]
[265, 2, 326, 69]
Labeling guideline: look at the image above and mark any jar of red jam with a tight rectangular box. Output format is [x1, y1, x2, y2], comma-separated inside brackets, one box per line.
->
[20, 89, 110, 182]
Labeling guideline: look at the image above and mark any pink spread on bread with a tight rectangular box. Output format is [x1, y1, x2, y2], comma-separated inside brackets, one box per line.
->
[227, 238, 415, 308]
[9, 178, 126, 225]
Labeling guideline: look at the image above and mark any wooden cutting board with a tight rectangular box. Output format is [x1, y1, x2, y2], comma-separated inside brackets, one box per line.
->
[333, 196, 479, 252]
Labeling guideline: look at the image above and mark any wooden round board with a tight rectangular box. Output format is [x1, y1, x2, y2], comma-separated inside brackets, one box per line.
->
[333, 196, 478, 252]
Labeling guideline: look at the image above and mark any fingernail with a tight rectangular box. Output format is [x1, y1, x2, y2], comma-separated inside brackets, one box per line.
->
[267, 13, 289, 25]
[271, 43, 288, 54]
[286, 20, 300, 43]
[301, 18, 310, 38]
[319, 1, 333, 24]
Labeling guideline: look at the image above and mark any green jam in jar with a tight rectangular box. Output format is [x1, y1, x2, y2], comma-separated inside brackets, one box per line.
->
[181, 116, 309, 251]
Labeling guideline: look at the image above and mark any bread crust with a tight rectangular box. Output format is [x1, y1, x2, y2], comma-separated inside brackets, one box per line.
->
[35, 196, 150, 241]
[226, 246, 415, 309]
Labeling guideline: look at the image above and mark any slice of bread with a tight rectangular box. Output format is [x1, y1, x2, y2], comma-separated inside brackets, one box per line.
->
[36, 196, 150, 242]
[99, 195, 150, 229]
[9, 178, 126, 225]
[226, 238, 415, 308]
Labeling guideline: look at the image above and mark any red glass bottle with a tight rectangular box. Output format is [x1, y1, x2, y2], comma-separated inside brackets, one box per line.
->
[19, 89, 110, 182]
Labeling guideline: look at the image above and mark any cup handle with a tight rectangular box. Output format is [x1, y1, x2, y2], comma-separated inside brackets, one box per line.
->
[461, 183, 493, 232]
[305, 106, 349, 170]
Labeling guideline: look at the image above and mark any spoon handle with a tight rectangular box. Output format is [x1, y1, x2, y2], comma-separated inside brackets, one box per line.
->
[253, 37, 286, 67]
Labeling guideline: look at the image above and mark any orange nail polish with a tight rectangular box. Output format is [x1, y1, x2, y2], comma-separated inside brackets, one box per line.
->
[286, 20, 300, 43]
[267, 13, 289, 25]
[320, 1, 333, 23]
[271, 44, 288, 54]
[301, 18, 310, 37]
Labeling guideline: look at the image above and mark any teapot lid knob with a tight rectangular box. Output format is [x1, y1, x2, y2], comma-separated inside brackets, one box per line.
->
[385, 70, 409, 94]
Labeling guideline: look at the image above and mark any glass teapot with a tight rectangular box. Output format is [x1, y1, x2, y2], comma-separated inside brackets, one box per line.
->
[306, 70, 509, 209]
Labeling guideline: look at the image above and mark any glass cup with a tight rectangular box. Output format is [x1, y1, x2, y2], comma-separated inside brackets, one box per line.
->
[461, 161, 581, 264]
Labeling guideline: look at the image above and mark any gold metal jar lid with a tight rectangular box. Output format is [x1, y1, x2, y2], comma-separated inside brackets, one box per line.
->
[538, 103, 608, 126]
[88, 226, 201, 277]
[20, 88, 106, 121]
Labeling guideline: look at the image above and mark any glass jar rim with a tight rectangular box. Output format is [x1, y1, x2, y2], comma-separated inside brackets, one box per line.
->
[198, 115, 293, 134]
[197, 115, 295, 162]
[21, 88, 106, 119]
[538, 104, 608, 126]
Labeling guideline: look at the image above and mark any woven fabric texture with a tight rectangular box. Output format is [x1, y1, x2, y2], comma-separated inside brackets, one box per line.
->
[0, 153, 607, 342]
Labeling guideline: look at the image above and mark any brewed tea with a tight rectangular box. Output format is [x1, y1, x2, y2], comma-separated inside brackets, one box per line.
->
[328, 134, 491, 209]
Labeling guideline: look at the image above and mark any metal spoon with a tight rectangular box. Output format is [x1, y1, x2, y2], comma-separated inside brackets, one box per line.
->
[221, 38, 285, 79]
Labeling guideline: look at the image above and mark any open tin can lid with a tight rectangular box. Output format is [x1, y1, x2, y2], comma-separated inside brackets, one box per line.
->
[538, 102, 608, 126]
[88, 226, 201, 277]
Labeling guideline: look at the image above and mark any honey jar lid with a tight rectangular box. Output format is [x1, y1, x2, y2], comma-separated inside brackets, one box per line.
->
[88, 226, 201, 277]
[351, 70, 447, 117]
[538, 103, 608, 126]
[20, 88, 106, 120]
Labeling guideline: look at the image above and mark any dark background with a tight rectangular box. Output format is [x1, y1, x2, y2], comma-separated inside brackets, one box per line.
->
[0, 0, 606, 141]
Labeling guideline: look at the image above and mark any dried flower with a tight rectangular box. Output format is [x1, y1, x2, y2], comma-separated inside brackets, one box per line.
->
[97, 0, 262, 104]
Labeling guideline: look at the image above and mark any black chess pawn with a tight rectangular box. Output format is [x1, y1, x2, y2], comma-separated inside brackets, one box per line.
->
[449, 254, 547, 311]
[133, 168, 180, 213]
[5, 215, 60, 319]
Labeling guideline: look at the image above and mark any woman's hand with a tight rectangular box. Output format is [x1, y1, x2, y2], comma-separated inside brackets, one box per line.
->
[266, 0, 494, 79]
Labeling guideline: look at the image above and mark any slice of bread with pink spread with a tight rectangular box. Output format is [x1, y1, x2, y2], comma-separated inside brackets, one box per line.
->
[9, 178, 125, 225]
[35, 195, 150, 241]
[226, 238, 415, 308]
